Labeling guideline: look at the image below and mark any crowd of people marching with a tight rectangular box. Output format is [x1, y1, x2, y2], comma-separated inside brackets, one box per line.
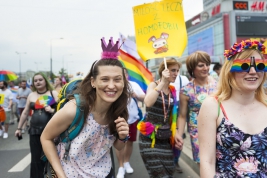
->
[0, 38, 266, 178]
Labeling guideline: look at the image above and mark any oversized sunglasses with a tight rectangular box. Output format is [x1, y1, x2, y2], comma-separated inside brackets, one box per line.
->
[230, 56, 267, 72]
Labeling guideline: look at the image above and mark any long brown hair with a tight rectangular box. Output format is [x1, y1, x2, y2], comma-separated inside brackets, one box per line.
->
[76, 59, 130, 136]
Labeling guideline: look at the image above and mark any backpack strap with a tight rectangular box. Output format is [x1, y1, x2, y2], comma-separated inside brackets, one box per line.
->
[61, 94, 85, 161]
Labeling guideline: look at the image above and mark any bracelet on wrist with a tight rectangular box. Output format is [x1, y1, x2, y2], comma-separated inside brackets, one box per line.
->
[17, 128, 22, 131]
[118, 135, 130, 143]
[154, 88, 161, 94]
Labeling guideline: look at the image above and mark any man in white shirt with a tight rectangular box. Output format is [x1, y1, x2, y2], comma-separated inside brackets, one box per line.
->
[172, 73, 189, 173]
[0, 81, 13, 139]
[116, 68, 145, 178]
[17, 80, 32, 133]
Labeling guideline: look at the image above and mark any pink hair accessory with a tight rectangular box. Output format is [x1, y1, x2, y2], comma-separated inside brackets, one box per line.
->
[224, 39, 266, 60]
[101, 37, 120, 59]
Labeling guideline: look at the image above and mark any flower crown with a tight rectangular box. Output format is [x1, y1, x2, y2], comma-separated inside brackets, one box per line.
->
[224, 40, 266, 60]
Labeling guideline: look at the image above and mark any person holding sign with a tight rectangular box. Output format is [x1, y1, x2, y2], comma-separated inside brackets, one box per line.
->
[15, 72, 58, 178]
[198, 40, 267, 177]
[138, 58, 179, 178]
[175, 51, 217, 164]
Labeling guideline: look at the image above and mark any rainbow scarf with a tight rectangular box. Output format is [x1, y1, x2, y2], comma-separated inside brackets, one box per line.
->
[137, 85, 177, 148]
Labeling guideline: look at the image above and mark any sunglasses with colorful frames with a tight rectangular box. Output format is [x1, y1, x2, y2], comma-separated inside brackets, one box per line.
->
[230, 56, 267, 72]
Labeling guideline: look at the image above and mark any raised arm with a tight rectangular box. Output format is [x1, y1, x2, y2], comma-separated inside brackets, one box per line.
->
[144, 82, 159, 107]
[198, 96, 218, 177]
[40, 101, 76, 178]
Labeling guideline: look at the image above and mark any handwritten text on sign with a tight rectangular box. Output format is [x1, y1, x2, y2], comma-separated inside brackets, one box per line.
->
[133, 0, 187, 61]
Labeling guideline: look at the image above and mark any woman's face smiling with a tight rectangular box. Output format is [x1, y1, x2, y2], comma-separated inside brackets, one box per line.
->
[193, 62, 210, 79]
[234, 51, 264, 93]
[91, 65, 124, 105]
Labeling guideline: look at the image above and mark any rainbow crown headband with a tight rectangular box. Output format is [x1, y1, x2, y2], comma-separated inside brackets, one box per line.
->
[224, 40, 266, 60]
[101, 37, 120, 59]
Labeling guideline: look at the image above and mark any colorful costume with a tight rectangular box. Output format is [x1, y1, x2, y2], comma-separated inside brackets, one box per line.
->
[139, 85, 177, 178]
[181, 79, 217, 163]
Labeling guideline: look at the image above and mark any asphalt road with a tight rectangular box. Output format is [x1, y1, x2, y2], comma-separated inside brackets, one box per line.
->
[0, 123, 199, 178]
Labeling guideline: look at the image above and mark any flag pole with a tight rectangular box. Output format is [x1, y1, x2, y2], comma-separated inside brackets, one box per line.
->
[164, 57, 167, 69]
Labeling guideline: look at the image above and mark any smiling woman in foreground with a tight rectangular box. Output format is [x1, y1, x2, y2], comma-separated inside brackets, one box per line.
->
[198, 40, 267, 177]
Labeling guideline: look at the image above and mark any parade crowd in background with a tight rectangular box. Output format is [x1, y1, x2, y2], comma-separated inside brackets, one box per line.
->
[0, 39, 267, 178]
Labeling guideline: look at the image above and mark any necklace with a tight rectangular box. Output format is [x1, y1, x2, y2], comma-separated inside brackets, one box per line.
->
[193, 79, 210, 103]
[160, 91, 171, 123]
[37, 89, 48, 95]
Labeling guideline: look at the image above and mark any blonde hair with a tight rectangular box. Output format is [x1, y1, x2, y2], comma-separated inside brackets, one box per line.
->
[216, 49, 267, 106]
[158, 58, 181, 78]
[186, 51, 211, 77]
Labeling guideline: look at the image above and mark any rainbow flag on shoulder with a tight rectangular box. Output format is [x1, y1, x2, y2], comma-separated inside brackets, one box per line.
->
[118, 49, 153, 92]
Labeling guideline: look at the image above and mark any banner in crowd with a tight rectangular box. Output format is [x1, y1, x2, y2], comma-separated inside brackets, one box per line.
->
[133, 0, 187, 61]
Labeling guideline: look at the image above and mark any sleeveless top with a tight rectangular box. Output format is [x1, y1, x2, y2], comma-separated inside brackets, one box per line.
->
[29, 92, 57, 135]
[145, 92, 174, 126]
[57, 113, 116, 178]
[216, 104, 267, 177]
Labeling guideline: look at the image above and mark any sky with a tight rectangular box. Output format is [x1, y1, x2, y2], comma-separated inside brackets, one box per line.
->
[0, 0, 203, 77]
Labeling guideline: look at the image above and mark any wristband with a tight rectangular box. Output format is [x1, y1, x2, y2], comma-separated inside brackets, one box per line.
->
[17, 128, 22, 131]
[118, 135, 130, 143]
[154, 88, 161, 94]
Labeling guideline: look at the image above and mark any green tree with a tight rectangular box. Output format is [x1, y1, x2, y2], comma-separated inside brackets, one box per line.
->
[58, 68, 69, 82]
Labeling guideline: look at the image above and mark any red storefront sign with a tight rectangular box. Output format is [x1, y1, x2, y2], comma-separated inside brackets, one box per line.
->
[212, 4, 221, 16]
[251, 1, 265, 11]
[233, 1, 249, 10]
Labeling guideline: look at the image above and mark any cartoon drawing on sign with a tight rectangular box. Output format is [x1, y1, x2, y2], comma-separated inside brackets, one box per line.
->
[148, 32, 169, 54]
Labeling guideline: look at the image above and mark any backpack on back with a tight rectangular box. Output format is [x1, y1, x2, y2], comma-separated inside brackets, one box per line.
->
[56, 79, 84, 150]
[41, 78, 83, 162]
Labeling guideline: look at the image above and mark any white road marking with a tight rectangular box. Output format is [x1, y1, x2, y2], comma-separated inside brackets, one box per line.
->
[8, 153, 31, 172]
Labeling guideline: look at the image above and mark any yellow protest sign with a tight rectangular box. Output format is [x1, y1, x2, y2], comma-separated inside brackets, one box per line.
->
[133, 0, 187, 61]
[0, 94, 4, 105]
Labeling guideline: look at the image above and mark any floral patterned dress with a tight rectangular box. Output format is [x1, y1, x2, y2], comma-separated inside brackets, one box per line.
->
[180, 78, 217, 163]
[216, 104, 267, 177]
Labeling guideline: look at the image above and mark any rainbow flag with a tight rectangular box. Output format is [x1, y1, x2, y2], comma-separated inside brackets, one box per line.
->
[10, 87, 18, 94]
[118, 49, 153, 92]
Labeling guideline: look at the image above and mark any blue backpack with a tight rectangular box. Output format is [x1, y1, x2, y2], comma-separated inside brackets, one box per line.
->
[41, 79, 83, 162]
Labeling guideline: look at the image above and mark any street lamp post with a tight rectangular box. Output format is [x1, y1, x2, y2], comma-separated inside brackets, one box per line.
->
[34, 61, 42, 71]
[50, 37, 63, 79]
[15, 51, 27, 81]
[62, 54, 72, 70]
